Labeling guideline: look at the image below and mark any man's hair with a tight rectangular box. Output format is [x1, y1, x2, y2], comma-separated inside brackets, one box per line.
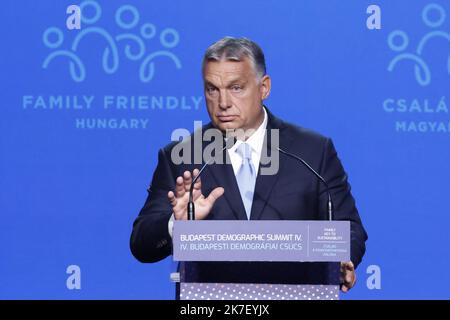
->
[202, 37, 266, 79]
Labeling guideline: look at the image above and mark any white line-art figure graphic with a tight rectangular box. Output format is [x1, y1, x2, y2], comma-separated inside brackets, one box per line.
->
[416, 3, 450, 77]
[387, 3, 449, 86]
[41, 1, 181, 83]
[139, 28, 182, 82]
[387, 30, 431, 86]
[71, 0, 119, 74]
[42, 27, 86, 82]
[114, 5, 146, 61]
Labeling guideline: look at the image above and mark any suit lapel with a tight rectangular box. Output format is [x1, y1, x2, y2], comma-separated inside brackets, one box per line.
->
[250, 109, 293, 220]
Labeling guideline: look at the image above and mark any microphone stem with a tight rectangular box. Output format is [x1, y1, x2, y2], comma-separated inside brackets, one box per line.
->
[278, 147, 334, 221]
[187, 200, 195, 220]
[327, 193, 333, 221]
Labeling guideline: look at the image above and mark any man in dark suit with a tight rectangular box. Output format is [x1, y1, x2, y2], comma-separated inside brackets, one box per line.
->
[130, 37, 367, 293]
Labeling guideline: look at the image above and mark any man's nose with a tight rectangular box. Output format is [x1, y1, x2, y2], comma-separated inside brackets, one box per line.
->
[218, 90, 231, 109]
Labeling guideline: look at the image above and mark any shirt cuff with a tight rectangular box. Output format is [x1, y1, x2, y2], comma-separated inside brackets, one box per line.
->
[168, 213, 175, 238]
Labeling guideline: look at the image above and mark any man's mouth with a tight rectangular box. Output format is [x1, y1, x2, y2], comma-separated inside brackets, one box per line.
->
[217, 115, 238, 122]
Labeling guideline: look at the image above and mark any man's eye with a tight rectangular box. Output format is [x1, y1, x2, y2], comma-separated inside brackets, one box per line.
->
[231, 86, 242, 92]
[206, 87, 217, 93]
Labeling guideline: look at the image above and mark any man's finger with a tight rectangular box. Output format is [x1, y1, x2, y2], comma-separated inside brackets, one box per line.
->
[168, 191, 177, 206]
[345, 273, 353, 284]
[193, 169, 202, 191]
[192, 168, 200, 181]
[183, 171, 192, 191]
[340, 261, 356, 292]
[193, 178, 202, 192]
[175, 176, 185, 197]
[188, 170, 202, 200]
[344, 261, 355, 271]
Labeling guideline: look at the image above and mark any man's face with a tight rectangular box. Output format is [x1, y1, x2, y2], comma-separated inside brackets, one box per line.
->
[203, 58, 270, 133]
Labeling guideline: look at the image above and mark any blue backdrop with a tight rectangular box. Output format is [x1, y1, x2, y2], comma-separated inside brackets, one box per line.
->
[1, 0, 449, 299]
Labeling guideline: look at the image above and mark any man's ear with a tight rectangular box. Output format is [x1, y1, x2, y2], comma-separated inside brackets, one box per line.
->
[260, 75, 271, 100]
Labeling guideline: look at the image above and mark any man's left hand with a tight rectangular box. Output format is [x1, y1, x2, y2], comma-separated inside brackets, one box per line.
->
[340, 261, 356, 293]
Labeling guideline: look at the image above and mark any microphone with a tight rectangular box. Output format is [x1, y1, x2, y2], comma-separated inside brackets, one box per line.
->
[277, 147, 334, 221]
[187, 138, 236, 220]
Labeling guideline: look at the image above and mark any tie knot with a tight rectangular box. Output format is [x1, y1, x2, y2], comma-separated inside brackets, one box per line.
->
[236, 143, 252, 161]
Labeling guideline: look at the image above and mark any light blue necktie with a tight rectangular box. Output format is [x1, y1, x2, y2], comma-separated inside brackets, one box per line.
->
[235, 143, 256, 220]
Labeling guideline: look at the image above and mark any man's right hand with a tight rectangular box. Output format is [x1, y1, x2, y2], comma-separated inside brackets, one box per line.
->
[167, 169, 225, 220]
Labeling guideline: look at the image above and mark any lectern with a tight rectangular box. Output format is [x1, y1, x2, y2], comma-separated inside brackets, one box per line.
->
[171, 220, 350, 300]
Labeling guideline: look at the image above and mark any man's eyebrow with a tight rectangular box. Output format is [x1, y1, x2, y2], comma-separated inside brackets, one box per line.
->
[204, 80, 217, 87]
[204, 77, 246, 87]
[224, 75, 247, 85]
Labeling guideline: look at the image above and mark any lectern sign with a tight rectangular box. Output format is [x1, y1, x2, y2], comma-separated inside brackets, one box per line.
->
[173, 220, 350, 262]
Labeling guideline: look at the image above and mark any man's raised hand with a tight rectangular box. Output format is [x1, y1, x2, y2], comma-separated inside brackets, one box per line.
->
[167, 169, 224, 220]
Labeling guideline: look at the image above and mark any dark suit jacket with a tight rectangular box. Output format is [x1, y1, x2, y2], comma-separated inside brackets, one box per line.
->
[130, 108, 368, 283]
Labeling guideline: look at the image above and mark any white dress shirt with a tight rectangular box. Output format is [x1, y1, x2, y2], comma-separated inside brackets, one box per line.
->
[227, 107, 268, 176]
